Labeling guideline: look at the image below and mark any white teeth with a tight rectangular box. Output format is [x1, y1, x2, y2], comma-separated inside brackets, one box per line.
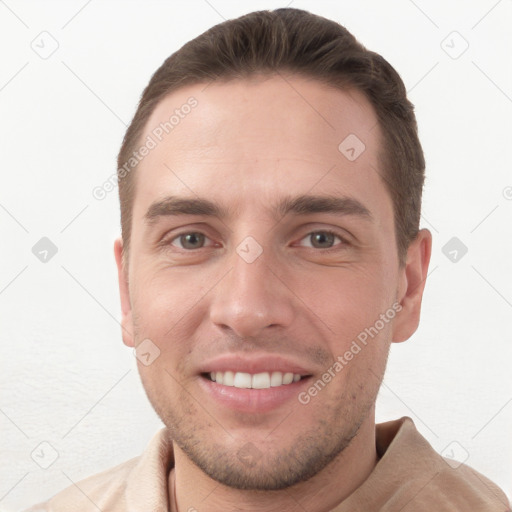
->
[223, 370, 234, 386]
[209, 371, 303, 389]
[270, 371, 283, 387]
[234, 372, 252, 388]
[282, 372, 293, 385]
[252, 372, 271, 389]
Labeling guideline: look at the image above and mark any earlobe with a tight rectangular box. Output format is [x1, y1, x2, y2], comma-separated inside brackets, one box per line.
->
[392, 229, 432, 343]
[114, 237, 135, 347]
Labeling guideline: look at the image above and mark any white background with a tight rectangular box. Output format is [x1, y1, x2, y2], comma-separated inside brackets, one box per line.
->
[1, 0, 511, 509]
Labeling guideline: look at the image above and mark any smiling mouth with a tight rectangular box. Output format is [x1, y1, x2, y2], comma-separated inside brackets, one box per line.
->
[202, 371, 310, 389]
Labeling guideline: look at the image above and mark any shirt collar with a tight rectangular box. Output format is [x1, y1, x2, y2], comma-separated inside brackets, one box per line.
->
[124, 416, 417, 511]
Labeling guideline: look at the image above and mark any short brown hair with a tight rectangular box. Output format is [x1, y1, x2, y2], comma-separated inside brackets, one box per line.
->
[117, 7, 425, 267]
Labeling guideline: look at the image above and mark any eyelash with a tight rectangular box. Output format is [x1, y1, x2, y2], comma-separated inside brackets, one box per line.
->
[162, 229, 350, 251]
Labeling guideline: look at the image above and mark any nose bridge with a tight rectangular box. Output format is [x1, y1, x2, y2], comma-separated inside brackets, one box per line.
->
[209, 236, 294, 337]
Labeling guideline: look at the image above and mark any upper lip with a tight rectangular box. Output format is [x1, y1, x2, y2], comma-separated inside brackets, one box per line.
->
[199, 354, 313, 376]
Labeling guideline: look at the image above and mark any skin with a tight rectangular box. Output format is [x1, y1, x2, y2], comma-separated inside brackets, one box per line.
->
[114, 73, 432, 512]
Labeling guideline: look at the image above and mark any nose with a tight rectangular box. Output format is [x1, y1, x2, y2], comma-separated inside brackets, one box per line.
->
[209, 243, 295, 339]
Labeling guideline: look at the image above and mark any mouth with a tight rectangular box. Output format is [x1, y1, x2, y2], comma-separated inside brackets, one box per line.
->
[197, 354, 315, 413]
[202, 370, 309, 389]
[199, 369, 313, 413]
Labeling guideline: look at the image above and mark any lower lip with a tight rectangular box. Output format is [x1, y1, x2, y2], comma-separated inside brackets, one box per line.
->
[199, 375, 311, 413]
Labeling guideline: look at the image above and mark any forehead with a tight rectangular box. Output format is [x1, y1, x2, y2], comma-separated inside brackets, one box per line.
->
[132, 74, 389, 227]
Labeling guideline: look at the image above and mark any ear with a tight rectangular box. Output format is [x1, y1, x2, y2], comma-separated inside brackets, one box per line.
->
[392, 229, 432, 343]
[114, 236, 135, 347]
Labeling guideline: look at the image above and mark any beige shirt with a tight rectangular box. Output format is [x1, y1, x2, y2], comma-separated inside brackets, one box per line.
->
[24, 416, 510, 511]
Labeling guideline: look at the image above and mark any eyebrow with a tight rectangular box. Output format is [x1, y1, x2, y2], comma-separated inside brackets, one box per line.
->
[143, 194, 373, 226]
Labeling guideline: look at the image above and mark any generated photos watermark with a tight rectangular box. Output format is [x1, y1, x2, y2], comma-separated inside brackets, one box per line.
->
[298, 301, 402, 405]
[92, 96, 198, 201]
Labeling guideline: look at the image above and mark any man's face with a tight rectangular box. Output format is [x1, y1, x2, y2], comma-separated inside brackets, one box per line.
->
[114, 74, 427, 490]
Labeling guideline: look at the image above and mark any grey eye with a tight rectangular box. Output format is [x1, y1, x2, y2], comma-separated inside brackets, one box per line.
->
[307, 231, 337, 249]
[176, 232, 206, 249]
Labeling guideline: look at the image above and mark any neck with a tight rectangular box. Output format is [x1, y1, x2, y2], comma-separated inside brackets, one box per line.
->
[170, 411, 378, 512]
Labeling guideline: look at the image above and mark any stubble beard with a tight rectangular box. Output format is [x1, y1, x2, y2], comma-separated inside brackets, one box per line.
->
[135, 318, 391, 491]
[147, 374, 382, 491]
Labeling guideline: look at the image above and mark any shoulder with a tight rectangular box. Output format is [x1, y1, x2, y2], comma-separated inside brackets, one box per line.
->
[400, 460, 512, 511]
[22, 427, 173, 512]
[22, 456, 140, 512]
[389, 417, 511, 511]
[423, 460, 511, 511]
[367, 417, 511, 512]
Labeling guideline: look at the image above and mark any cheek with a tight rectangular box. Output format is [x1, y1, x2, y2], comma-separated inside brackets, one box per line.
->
[133, 264, 208, 325]
[131, 266, 217, 372]
[300, 264, 397, 340]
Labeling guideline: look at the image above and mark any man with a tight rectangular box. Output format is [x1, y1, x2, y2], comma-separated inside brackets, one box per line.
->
[26, 7, 510, 512]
